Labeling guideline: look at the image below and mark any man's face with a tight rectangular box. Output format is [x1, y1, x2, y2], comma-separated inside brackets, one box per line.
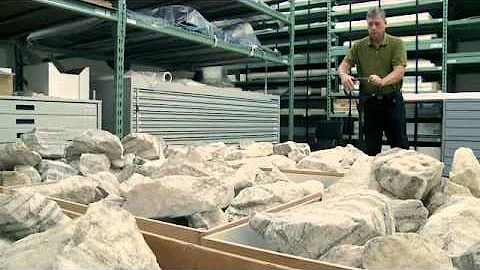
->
[367, 15, 386, 41]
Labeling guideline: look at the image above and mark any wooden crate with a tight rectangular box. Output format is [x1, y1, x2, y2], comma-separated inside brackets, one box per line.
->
[202, 216, 354, 270]
[63, 208, 293, 269]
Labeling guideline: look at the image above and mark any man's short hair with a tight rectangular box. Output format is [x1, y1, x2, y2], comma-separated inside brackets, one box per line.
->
[367, 6, 386, 20]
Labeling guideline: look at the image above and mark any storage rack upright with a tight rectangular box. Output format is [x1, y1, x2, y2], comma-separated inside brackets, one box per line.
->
[326, 0, 448, 151]
[0, 0, 296, 140]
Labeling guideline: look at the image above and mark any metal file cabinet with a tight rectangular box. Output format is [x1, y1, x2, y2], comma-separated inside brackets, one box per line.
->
[442, 98, 480, 172]
[0, 96, 102, 143]
[95, 75, 280, 145]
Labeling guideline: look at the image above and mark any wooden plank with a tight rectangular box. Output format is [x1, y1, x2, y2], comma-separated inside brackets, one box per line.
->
[143, 232, 294, 270]
[80, 0, 113, 9]
[201, 237, 352, 270]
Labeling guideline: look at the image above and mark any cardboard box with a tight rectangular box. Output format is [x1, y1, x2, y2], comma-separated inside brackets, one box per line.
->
[0, 70, 14, 96]
[24, 63, 89, 100]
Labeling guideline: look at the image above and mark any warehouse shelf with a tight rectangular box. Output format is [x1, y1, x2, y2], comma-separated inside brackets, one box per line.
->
[332, 0, 443, 20]
[330, 38, 443, 57]
[280, 108, 327, 116]
[256, 22, 327, 37]
[1, 0, 296, 138]
[447, 52, 480, 65]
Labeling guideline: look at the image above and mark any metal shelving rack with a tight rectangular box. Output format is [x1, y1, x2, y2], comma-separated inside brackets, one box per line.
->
[0, 0, 295, 139]
[326, 0, 448, 149]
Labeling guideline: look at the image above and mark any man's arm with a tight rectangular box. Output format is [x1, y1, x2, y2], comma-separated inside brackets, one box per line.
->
[339, 44, 357, 91]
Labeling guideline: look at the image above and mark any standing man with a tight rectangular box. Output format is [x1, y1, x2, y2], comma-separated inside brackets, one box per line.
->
[338, 6, 409, 156]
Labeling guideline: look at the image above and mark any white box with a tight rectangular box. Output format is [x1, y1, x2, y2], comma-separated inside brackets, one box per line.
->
[24, 63, 89, 100]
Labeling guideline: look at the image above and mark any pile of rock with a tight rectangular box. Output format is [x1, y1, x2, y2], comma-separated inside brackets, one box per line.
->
[0, 191, 160, 269]
[2, 130, 324, 231]
[249, 147, 480, 269]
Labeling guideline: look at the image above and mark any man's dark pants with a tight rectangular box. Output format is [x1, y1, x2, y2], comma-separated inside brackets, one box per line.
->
[361, 91, 409, 156]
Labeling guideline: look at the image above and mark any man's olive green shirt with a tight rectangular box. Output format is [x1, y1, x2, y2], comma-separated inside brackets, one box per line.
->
[344, 34, 407, 95]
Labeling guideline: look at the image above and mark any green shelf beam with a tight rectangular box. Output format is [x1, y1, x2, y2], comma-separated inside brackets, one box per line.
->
[332, 18, 443, 34]
[238, 0, 291, 25]
[447, 52, 480, 65]
[288, 0, 295, 141]
[448, 17, 480, 28]
[332, 0, 443, 18]
[32, 0, 117, 21]
[330, 39, 443, 57]
[114, 0, 126, 138]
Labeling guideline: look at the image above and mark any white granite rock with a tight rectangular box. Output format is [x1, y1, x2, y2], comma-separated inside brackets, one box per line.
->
[226, 181, 309, 221]
[373, 149, 444, 200]
[0, 191, 70, 240]
[448, 180, 474, 197]
[390, 199, 429, 233]
[0, 142, 41, 171]
[254, 167, 290, 185]
[122, 133, 163, 160]
[0, 238, 12, 256]
[16, 175, 104, 205]
[319, 244, 364, 269]
[273, 141, 311, 162]
[419, 195, 480, 257]
[119, 173, 154, 197]
[194, 142, 229, 161]
[227, 155, 296, 170]
[0, 171, 34, 186]
[249, 189, 394, 259]
[0, 202, 160, 269]
[147, 157, 233, 181]
[88, 171, 120, 197]
[14, 165, 41, 184]
[79, 153, 111, 176]
[449, 147, 480, 197]
[187, 209, 228, 230]
[123, 175, 234, 218]
[296, 144, 365, 173]
[224, 149, 249, 161]
[38, 159, 79, 182]
[244, 142, 274, 158]
[298, 180, 325, 195]
[21, 129, 70, 159]
[362, 233, 453, 269]
[452, 243, 480, 270]
[65, 130, 123, 161]
[113, 153, 137, 182]
[164, 145, 190, 158]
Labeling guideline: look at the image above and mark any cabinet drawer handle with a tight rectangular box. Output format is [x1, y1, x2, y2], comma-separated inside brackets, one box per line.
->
[16, 119, 35, 124]
[16, 104, 35, 111]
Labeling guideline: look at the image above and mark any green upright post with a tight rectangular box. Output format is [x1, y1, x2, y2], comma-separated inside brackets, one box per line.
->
[326, 0, 332, 119]
[442, 0, 448, 93]
[288, 0, 296, 141]
[114, 0, 126, 138]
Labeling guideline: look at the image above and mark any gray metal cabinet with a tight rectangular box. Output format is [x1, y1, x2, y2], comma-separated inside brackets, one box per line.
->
[0, 96, 102, 143]
[442, 99, 480, 172]
[95, 75, 280, 145]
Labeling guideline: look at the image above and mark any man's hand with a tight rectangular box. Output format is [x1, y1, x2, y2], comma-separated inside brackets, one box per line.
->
[368, 75, 385, 87]
[340, 74, 355, 91]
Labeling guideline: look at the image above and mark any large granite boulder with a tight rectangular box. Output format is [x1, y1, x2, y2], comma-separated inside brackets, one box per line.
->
[119, 173, 154, 197]
[0, 202, 160, 269]
[0, 191, 70, 240]
[362, 233, 453, 269]
[319, 244, 364, 269]
[447, 180, 473, 197]
[373, 149, 444, 200]
[296, 144, 365, 173]
[249, 189, 394, 259]
[146, 157, 234, 181]
[452, 243, 480, 270]
[88, 171, 120, 197]
[0, 170, 37, 187]
[0, 142, 41, 171]
[14, 165, 41, 184]
[449, 147, 480, 197]
[79, 153, 111, 176]
[227, 155, 296, 170]
[65, 130, 123, 161]
[15, 175, 104, 205]
[225, 181, 309, 221]
[244, 142, 274, 158]
[273, 141, 311, 162]
[419, 195, 480, 257]
[187, 209, 228, 230]
[390, 199, 429, 233]
[21, 129, 71, 159]
[113, 153, 137, 182]
[38, 160, 79, 182]
[123, 175, 234, 218]
[122, 133, 163, 160]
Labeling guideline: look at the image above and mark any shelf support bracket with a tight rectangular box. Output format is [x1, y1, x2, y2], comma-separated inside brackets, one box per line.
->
[114, 0, 126, 138]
